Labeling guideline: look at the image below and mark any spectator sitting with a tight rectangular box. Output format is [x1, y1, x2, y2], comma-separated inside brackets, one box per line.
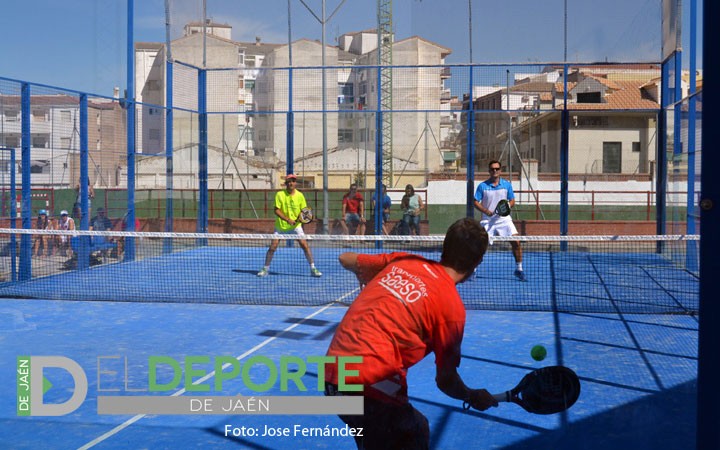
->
[340, 183, 366, 235]
[89, 207, 112, 231]
[56, 210, 76, 257]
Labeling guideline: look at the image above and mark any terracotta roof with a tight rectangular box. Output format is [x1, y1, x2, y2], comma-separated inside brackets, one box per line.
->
[0, 94, 79, 106]
[555, 79, 659, 110]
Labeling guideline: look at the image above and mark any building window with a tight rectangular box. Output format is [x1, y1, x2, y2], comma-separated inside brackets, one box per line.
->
[542, 144, 546, 164]
[577, 92, 602, 103]
[61, 110, 72, 122]
[632, 141, 641, 153]
[32, 109, 47, 121]
[31, 161, 47, 174]
[602, 142, 622, 173]
[338, 129, 354, 143]
[5, 110, 19, 122]
[238, 50, 245, 66]
[32, 136, 48, 148]
[245, 80, 255, 90]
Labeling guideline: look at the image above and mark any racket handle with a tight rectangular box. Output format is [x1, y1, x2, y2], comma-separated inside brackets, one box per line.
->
[492, 391, 510, 403]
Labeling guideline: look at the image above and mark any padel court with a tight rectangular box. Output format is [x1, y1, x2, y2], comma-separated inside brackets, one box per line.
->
[0, 239, 698, 449]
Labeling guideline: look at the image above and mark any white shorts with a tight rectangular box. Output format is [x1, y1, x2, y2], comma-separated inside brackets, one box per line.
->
[274, 226, 305, 236]
[480, 216, 518, 242]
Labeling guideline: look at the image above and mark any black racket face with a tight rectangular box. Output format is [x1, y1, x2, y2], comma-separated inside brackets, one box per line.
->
[495, 200, 511, 217]
[513, 366, 580, 414]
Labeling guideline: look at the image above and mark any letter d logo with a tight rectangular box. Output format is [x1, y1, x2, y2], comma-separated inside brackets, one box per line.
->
[30, 356, 88, 416]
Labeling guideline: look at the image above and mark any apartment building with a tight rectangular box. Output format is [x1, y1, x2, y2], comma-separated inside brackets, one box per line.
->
[464, 65, 664, 176]
[134, 21, 456, 189]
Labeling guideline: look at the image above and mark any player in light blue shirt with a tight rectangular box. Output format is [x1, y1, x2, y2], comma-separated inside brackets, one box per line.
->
[473, 160, 526, 281]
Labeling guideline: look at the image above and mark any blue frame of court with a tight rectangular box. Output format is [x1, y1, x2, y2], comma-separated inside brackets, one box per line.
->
[1, 0, 716, 448]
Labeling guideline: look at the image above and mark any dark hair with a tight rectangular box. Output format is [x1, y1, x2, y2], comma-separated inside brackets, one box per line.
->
[488, 160, 501, 169]
[440, 218, 488, 275]
[404, 184, 414, 194]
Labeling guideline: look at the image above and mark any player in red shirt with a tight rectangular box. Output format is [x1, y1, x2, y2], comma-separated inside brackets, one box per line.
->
[340, 183, 366, 235]
[325, 217, 496, 449]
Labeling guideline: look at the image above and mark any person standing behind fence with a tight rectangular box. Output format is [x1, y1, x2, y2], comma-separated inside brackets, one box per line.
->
[371, 184, 392, 235]
[473, 160, 526, 282]
[56, 210, 75, 257]
[340, 183, 366, 235]
[401, 184, 423, 236]
[74, 180, 95, 219]
[32, 210, 50, 257]
[257, 174, 322, 278]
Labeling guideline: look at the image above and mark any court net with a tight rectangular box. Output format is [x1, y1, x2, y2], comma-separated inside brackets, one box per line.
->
[0, 229, 699, 314]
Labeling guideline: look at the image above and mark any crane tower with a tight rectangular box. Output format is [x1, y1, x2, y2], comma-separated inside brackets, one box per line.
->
[378, 0, 393, 186]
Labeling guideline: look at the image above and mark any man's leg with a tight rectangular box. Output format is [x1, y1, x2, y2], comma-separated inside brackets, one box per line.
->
[342, 397, 429, 450]
[511, 240, 525, 281]
[326, 386, 429, 450]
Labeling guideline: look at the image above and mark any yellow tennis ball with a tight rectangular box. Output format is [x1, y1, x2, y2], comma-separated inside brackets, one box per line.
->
[531, 345, 547, 361]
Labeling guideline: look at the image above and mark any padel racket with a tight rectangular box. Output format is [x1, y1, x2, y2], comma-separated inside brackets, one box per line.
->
[494, 199, 512, 217]
[465, 366, 580, 415]
[298, 207, 314, 224]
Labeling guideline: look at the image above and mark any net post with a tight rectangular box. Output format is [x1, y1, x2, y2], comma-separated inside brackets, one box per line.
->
[125, 0, 136, 261]
[164, 57, 174, 254]
[78, 94, 90, 270]
[20, 82, 32, 281]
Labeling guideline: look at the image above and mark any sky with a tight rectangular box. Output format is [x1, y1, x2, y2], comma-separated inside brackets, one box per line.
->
[0, 0, 703, 96]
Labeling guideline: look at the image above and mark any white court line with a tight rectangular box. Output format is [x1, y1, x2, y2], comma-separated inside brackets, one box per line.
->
[77, 295, 355, 450]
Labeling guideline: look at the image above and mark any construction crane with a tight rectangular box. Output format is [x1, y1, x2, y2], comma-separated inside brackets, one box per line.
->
[377, 0, 393, 187]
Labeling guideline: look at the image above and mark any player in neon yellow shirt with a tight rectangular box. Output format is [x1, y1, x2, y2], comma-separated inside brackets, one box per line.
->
[257, 174, 322, 277]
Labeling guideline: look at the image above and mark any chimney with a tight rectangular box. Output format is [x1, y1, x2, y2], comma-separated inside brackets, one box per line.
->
[113, 87, 120, 99]
[255, 36, 261, 45]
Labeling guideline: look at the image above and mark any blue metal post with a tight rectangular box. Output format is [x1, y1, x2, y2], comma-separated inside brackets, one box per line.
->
[560, 65, 569, 249]
[287, 0, 294, 174]
[78, 94, 90, 270]
[697, 1, 720, 447]
[20, 83, 32, 280]
[164, 59, 174, 253]
[466, 67, 475, 218]
[656, 60, 669, 238]
[375, 66, 384, 243]
[7, 148, 17, 281]
[685, 0, 698, 271]
[198, 68, 208, 234]
[125, 0, 136, 261]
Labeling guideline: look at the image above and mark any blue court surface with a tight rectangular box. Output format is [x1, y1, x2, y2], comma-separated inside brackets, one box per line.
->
[0, 297, 697, 449]
[0, 241, 699, 315]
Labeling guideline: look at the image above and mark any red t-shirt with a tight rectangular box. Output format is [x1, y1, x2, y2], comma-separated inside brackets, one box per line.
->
[325, 252, 466, 401]
[342, 192, 364, 214]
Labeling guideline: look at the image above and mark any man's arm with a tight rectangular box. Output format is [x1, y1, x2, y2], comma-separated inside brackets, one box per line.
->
[473, 200, 493, 217]
[358, 198, 366, 222]
[339, 252, 359, 273]
[436, 366, 497, 411]
[274, 207, 295, 226]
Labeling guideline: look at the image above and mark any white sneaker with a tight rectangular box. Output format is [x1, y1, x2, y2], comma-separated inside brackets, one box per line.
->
[257, 268, 269, 277]
[311, 268, 322, 277]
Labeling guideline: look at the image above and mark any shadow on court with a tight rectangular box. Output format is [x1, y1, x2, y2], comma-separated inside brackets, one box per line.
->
[499, 380, 697, 450]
